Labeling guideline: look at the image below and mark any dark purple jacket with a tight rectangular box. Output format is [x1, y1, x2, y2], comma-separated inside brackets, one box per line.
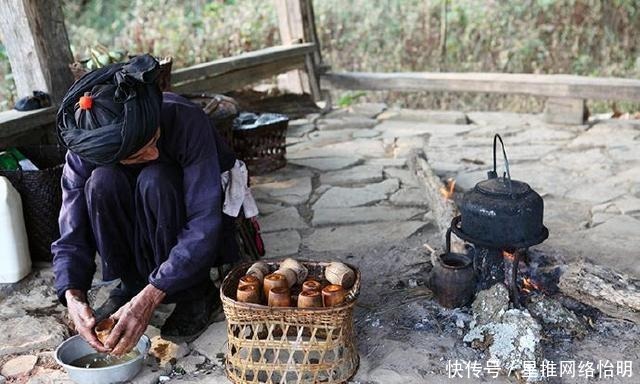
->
[52, 93, 236, 302]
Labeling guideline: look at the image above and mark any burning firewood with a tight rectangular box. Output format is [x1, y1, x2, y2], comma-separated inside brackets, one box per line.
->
[558, 260, 640, 324]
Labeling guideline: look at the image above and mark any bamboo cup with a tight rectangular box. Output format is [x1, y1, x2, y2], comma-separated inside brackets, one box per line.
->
[322, 284, 346, 307]
[95, 317, 116, 345]
[238, 275, 261, 291]
[297, 290, 323, 308]
[302, 279, 322, 292]
[237, 284, 261, 304]
[268, 286, 291, 307]
[280, 258, 308, 284]
[263, 273, 289, 299]
[274, 268, 296, 288]
[247, 261, 269, 282]
[324, 262, 356, 289]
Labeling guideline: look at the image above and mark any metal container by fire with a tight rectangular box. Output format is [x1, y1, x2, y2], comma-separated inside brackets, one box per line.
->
[452, 134, 548, 249]
[431, 229, 477, 308]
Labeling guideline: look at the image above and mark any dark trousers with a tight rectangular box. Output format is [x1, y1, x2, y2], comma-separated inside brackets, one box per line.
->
[84, 162, 210, 302]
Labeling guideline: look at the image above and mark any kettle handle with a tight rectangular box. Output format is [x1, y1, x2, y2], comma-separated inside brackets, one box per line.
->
[445, 227, 452, 254]
[489, 134, 514, 196]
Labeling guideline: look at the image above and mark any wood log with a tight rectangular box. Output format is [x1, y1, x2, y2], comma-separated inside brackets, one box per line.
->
[0, 0, 74, 103]
[321, 71, 640, 102]
[172, 55, 306, 94]
[170, 43, 315, 84]
[408, 149, 457, 241]
[558, 260, 640, 324]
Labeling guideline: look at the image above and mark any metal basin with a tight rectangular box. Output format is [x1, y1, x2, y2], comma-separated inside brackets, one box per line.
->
[55, 335, 150, 384]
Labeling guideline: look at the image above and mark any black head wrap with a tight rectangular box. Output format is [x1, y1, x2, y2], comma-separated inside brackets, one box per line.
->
[57, 54, 162, 165]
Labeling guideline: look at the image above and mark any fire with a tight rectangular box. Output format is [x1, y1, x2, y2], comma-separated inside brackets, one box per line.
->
[521, 277, 542, 294]
[440, 178, 456, 200]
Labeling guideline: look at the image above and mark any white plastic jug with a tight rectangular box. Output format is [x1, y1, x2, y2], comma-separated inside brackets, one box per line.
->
[0, 176, 31, 283]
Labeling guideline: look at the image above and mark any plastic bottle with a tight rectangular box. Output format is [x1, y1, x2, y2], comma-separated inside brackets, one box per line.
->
[0, 176, 31, 283]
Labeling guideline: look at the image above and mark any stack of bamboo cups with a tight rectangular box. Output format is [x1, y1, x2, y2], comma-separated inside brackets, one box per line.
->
[235, 259, 356, 308]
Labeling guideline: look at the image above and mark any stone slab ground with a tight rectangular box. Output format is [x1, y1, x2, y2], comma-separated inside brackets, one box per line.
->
[1, 104, 638, 383]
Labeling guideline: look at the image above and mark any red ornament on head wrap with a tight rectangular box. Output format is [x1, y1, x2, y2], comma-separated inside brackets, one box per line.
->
[78, 92, 93, 110]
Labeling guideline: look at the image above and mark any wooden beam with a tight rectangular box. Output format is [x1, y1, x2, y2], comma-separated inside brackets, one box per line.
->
[321, 72, 640, 101]
[0, 107, 56, 145]
[0, 0, 74, 103]
[171, 43, 315, 84]
[171, 55, 307, 94]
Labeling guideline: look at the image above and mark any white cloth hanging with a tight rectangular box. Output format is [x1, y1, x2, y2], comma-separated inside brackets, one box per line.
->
[220, 159, 259, 218]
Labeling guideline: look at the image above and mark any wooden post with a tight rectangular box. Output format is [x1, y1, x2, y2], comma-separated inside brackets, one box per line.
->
[0, 0, 74, 104]
[544, 97, 587, 125]
[274, 0, 322, 100]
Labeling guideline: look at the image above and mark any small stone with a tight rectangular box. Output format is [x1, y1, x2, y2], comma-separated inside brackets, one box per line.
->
[191, 322, 227, 362]
[262, 230, 301, 258]
[158, 376, 171, 382]
[149, 336, 190, 366]
[471, 283, 510, 325]
[320, 165, 383, 185]
[312, 179, 399, 209]
[526, 295, 588, 338]
[1, 355, 37, 378]
[177, 354, 206, 373]
[389, 188, 428, 207]
[304, 221, 427, 252]
[0, 316, 66, 356]
[261, 207, 307, 232]
[312, 206, 423, 226]
[288, 157, 360, 171]
[464, 309, 542, 376]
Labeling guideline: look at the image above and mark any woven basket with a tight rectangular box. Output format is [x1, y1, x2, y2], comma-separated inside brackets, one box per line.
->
[0, 146, 66, 262]
[232, 115, 288, 175]
[183, 93, 239, 146]
[221, 260, 360, 384]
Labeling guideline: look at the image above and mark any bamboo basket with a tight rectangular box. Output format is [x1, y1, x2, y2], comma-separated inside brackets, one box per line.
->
[221, 260, 361, 384]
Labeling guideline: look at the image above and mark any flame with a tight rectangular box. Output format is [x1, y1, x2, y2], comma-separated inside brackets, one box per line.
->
[521, 277, 542, 294]
[440, 178, 456, 200]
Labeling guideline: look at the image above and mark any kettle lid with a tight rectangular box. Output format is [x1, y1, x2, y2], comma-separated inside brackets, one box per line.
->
[475, 177, 531, 198]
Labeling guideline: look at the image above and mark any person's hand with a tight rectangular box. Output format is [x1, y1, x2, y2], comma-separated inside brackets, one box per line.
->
[65, 289, 109, 353]
[105, 284, 166, 356]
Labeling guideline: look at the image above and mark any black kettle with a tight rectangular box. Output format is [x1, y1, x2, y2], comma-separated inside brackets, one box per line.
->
[451, 134, 548, 249]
